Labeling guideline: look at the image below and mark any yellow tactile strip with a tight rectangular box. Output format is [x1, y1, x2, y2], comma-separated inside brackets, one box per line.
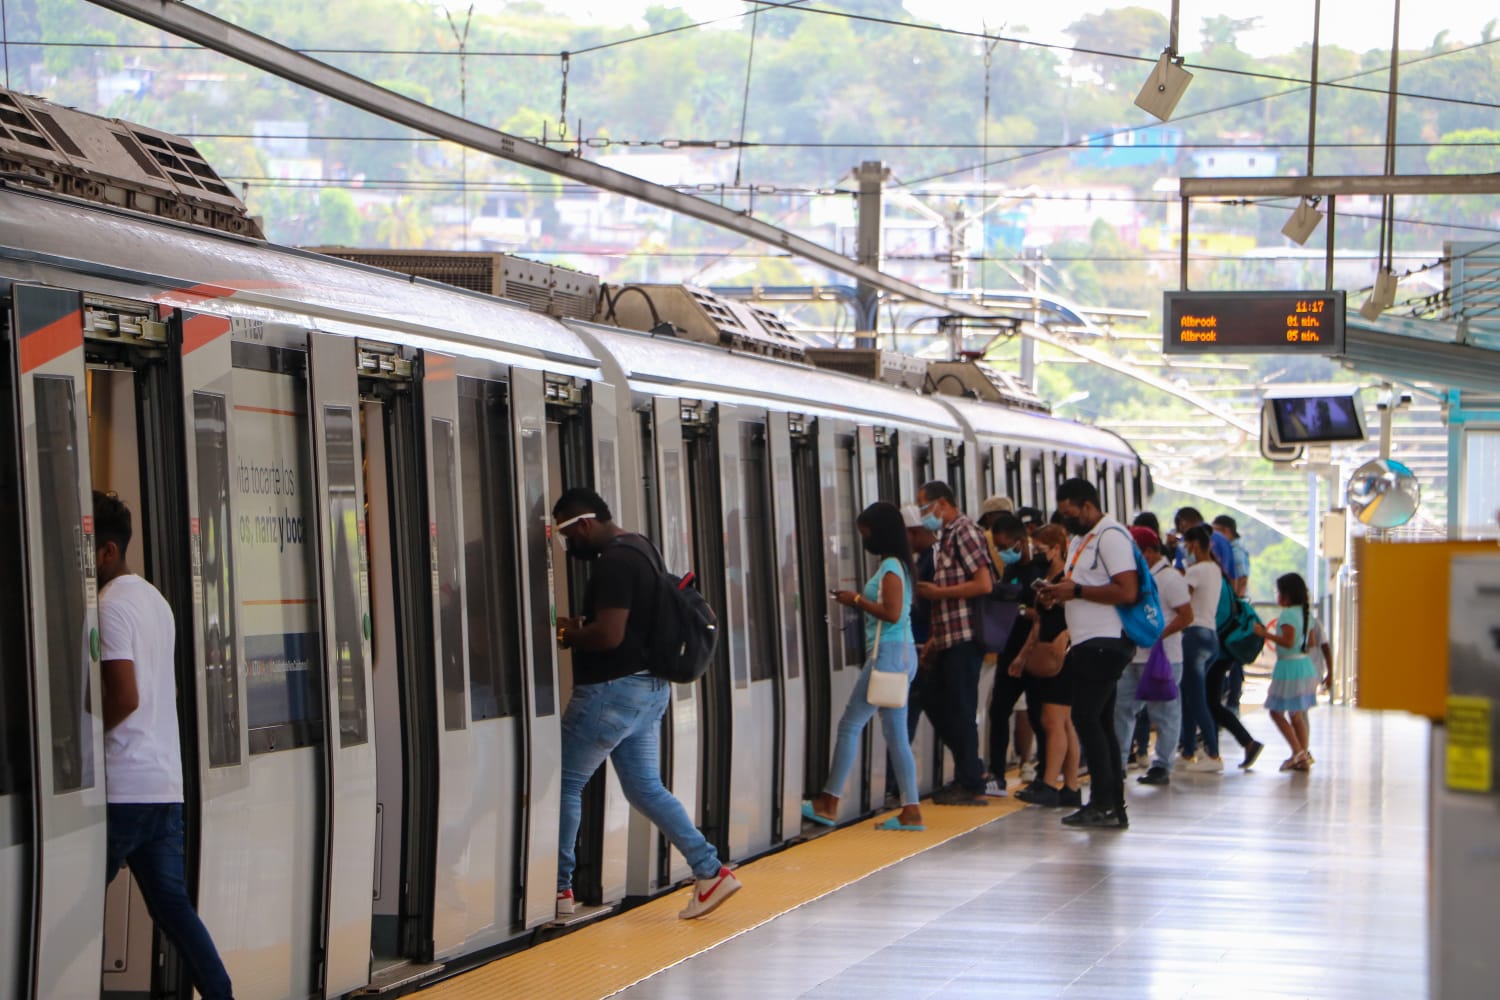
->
[419, 798, 1025, 1000]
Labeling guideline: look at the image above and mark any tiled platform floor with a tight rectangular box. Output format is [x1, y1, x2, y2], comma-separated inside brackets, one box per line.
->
[618, 706, 1427, 1000]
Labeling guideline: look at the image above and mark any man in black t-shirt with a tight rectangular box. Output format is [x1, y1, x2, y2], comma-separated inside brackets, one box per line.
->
[552, 488, 740, 921]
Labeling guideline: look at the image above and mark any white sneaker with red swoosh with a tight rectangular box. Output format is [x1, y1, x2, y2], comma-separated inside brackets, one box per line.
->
[677, 866, 742, 920]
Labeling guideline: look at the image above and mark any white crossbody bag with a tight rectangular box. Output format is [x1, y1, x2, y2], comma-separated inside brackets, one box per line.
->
[865, 569, 909, 709]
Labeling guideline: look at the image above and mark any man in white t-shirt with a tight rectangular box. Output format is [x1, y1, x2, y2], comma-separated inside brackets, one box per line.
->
[1113, 528, 1193, 786]
[94, 492, 234, 999]
[1036, 478, 1142, 830]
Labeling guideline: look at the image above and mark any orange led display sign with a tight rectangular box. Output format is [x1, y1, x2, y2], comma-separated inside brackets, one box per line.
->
[1163, 291, 1346, 355]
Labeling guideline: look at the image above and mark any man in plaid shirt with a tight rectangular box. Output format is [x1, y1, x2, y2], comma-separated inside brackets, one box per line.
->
[915, 481, 995, 806]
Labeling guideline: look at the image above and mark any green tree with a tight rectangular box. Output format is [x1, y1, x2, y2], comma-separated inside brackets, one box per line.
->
[315, 188, 363, 246]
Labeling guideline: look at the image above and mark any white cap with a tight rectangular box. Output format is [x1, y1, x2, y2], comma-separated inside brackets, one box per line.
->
[901, 504, 924, 529]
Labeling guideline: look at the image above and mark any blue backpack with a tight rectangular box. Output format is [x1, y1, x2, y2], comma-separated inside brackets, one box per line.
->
[1097, 525, 1166, 649]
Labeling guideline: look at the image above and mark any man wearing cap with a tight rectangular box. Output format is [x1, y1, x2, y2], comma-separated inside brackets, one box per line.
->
[1114, 527, 1193, 786]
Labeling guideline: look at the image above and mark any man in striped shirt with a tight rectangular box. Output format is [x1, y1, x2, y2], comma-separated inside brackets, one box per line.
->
[914, 481, 994, 806]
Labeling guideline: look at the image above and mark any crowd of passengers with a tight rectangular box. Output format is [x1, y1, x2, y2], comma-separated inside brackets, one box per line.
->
[803, 477, 1334, 835]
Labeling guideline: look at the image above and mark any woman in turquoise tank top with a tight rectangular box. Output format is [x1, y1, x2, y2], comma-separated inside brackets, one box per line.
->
[804, 503, 924, 832]
[1256, 572, 1319, 772]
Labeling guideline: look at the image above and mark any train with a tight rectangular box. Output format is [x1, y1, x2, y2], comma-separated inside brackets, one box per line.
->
[0, 89, 1147, 999]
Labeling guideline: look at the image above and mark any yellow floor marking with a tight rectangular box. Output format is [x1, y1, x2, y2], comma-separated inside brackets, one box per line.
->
[419, 798, 1025, 1000]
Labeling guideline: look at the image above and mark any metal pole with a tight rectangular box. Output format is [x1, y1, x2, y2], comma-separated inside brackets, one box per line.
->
[1325, 195, 1336, 291]
[1306, 0, 1322, 178]
[1179, 196, 1190, 290]
[1306, 472, 1320, 603]
[854, 160, 889, 348]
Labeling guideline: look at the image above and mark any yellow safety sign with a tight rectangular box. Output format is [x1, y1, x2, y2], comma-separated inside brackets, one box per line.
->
[1446, 695, 1493, 794]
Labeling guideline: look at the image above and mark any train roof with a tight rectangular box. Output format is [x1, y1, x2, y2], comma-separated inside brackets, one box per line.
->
[937, 394, 1138, 461]
[0, 185, 598, 374]
[566, 318, 964, 436]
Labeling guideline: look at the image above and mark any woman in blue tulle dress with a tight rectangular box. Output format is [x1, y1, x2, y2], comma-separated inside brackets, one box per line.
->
[1256, 573, 1319, 772]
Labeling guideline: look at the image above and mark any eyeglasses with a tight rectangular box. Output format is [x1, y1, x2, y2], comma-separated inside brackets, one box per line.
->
[553, 512, 596, 532]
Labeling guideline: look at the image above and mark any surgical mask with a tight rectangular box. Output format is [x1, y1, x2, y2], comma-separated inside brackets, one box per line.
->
[922, 514, 943, 533]
[998, 547, 1022, 566]
[1184, 550, 1198, 565]
[1062, 515, 1087, 536]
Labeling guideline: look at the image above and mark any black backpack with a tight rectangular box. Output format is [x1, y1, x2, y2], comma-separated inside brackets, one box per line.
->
[614, 534, 719, 684]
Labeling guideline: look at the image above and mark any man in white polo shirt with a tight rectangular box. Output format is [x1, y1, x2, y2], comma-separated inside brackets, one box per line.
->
[1035, 478, 1140, 830]
[94, 492, 234, 999]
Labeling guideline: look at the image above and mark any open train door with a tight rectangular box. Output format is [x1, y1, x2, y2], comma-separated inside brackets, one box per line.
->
[6, 285, 107, 998]
[306, 331, 379, 995]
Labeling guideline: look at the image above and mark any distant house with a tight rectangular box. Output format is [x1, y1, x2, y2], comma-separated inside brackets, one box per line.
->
[96, 61, 154, 106]
[1188, 147, 1280, 177]
[1071, 125, 1184, 169]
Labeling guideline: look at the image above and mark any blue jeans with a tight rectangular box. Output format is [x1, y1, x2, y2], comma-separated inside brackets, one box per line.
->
[1114, 660, 1183, 772]
[826, 642, 919, 806]
[1179, 627, 1221, 759]
[558, 675, 720, 891]
[928, 640, 986, 792]
[106, 803, 233, 1000]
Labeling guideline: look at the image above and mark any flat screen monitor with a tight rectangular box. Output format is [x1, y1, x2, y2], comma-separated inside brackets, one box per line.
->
[1268, 393, 1366, 444]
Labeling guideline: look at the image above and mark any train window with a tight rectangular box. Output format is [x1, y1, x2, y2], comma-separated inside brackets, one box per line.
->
[876, 440, 900, 504]
[1029, 454, 1047, 511]
[835, 434, 863, 668]
[0, 360, 27, 796]
[911, 442, 930, 492]
[430, 417, 466, 732]
[232, 367, 323, 756]
[518, 416, 555, 716]
[638, 412, 661, 544]
[193, 392, 242, 767]
[1096, 461, 1110, 513]
[34, 376, 94, 792]
[458, 379, 523, 722]
[1134, 467, 1146, 511]
[946, 443, 967, 512]
[1115, 468, 1129, 520]
[1005, 449, 1023, 503]
[324, 406, 370, 746]
[740, 421, 778, 684]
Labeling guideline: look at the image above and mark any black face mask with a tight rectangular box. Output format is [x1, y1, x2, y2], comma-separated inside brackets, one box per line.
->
[1062, 515, 1087, 536]
[564, 535, 602, 561]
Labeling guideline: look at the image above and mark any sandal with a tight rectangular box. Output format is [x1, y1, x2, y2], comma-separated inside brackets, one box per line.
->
[1279, 756, 1300, 772]
[801, 802, 836, 827]
[1293, 751, 1313, 771]
[875, 816, 926, 832]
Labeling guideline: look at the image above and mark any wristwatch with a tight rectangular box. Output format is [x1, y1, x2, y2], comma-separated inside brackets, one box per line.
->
[1073, 582, 1083, 599]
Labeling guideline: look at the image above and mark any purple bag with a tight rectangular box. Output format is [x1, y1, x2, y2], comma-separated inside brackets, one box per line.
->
[1135, 641, 1179, 702]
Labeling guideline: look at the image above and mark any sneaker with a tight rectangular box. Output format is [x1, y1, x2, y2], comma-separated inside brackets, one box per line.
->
[1061, 804, 1114, 828]
[1110, 805, 1130, 829]
[678, 867, 742, 920]
[1184, 755, 1224, 773]
[556, 889, 576, 917]
[1015, 783, 1060, 807]
[1137, 766, 1170, 786]
[1020, 760, 1038, 783]
[933, 786, 990, 806]
[1240, 740, 1266, 770]
[983, 775, 1008, 797]
[1058, 786, 1083, 808]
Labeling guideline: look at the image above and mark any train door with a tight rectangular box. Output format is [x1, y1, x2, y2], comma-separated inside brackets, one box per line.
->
[306, 333, 381, 991]
[734, 411, 784, 854]
[895, 432, 938, 797]
[789, 418, 832, 816]
[945, 437, 970, 512]
[766, 412, 805, 845]
[548, 376, 629, 912]
[510, 368, 563, 930]
[631, 397, 697, 891]
[682, 402, 736, 858]
[825, 423, 866, 823]
[4, 286, 106, 999]
[0, 295, 32, 999]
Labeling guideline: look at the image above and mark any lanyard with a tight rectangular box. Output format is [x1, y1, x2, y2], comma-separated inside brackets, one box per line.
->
[1066, 528, 1100, 579]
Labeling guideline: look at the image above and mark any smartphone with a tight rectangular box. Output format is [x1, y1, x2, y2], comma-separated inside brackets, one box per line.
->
[1030, 578, 1048, 592]
[828, 589, 840, 597]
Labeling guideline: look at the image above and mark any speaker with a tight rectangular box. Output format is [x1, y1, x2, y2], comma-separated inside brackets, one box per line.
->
[1134, 51, 1194, 121]
[1280, 200, 1324, 245]
[1357, 270, 1398, 320]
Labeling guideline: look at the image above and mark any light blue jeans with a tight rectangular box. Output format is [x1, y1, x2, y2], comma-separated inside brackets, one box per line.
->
[824, 640, 920, 806]
[558, 674, 720, 891]
[1180, 626, 1222, 759]
[1114, 659, 1184, 773]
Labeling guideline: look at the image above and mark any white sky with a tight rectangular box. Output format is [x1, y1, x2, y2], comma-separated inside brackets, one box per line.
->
[520, 1, 1494, 58]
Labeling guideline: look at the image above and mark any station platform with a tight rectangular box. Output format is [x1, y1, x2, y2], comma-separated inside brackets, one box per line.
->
[420, 706, 1425, 999]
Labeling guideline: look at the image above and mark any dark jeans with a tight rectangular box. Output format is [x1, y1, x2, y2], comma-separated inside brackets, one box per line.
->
[1225, 660, 1245, 712]
[106, 803, 234, 1000]
[1131, 710, 1151, 757]
[987, 668, 1045, 784]
[1067, 638, 1137, 813]
[929, 640, 986, 793]
[1207, 658, 1256, 748]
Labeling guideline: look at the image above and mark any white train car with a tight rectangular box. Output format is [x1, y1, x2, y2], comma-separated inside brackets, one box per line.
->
[0, 92, 1144, 1000]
